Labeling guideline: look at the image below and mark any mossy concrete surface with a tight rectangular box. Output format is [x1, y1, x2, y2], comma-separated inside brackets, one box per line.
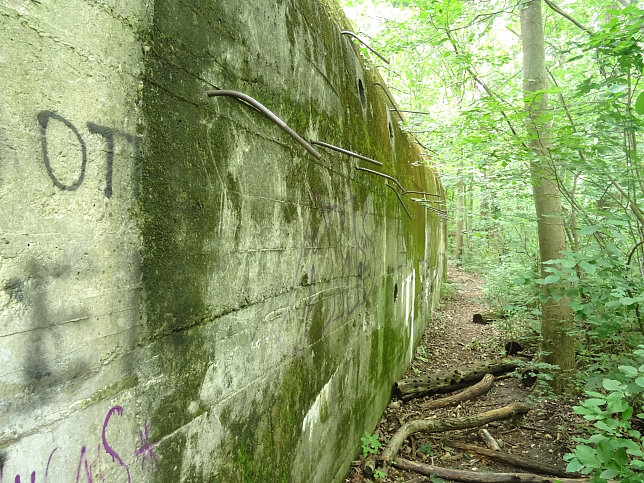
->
[0, 0, 446, 481]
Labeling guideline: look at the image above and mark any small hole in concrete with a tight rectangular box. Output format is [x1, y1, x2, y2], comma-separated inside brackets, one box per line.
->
[393, 283, 398, 302]
[358, 79, 366, 107]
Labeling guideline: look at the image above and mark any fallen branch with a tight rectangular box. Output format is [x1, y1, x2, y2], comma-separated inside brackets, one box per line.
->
[396, 359, 520, 401]
[448, 441, 568, 477]
[395, 458, 598, 482]
[478, 428, 501, 451]
[381, 402, 530, 465]
[419, 374, 495, 410]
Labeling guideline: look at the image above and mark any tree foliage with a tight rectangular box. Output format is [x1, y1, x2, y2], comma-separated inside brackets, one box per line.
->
[342, 0, 644, 477]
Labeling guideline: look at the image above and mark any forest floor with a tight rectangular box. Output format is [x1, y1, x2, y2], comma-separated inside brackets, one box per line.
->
[345, 265, 585, 482]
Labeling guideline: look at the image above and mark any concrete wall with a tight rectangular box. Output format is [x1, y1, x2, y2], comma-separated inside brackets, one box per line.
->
[0, 0, 446, 481]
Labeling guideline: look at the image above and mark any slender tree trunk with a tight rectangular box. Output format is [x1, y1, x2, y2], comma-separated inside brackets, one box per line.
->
[521, 0, 575, 392]
[467, 189, 473, 251]
[455, 161, 464, 264]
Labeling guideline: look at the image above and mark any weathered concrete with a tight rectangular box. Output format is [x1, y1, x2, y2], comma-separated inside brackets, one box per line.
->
[0, 0, 446, 481]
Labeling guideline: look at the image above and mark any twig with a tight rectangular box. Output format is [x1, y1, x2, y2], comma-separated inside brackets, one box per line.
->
[395, 458, 601, 482]
[478, 428, 501, 451]
[448, 441, 569, 477]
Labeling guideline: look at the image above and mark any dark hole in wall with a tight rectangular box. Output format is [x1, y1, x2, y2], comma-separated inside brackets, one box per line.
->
[393, 283, 398, 302]
[358, 79, 366, 107]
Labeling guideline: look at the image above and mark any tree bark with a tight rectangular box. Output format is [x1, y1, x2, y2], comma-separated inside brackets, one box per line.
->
[455, 164, 465, 264]
[419, 373, 495, 410]
[448, 441, 569, 477]
[380, 402, 530, 464]
[521, 0, 576, 393]
[396, 359, 519, 401]
[395, 458, 597, 483]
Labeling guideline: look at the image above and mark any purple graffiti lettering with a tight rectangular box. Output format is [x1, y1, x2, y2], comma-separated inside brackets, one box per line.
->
[133, 421, 159, 472]
[75, 447, 92, 483]
[102, 406, 131, 483]
[44, 447, 59, 483]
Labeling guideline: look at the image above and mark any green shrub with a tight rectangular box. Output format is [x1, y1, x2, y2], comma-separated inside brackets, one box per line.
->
[564, 345, 644, 482]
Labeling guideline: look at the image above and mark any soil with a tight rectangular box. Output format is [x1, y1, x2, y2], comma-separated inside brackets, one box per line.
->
[344, 266, 585, 482]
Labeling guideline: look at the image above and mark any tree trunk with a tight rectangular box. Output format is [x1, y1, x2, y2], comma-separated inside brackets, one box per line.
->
[455, 163, 464, 264]
[520, 0, 575, 393]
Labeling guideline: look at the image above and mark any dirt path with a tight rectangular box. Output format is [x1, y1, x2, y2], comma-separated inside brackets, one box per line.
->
[346, 267, 579, 482]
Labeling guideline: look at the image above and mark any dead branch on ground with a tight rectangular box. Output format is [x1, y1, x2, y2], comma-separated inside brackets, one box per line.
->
[396, 359, 520, 401]
[378, 402, 530, 472]
[419, 373, 495, 410]
[395, 458, 601, 482]
[448, 441, 569, 477]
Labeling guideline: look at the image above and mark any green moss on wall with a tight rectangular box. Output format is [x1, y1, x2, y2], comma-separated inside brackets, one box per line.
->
[135, 0, 445, 480]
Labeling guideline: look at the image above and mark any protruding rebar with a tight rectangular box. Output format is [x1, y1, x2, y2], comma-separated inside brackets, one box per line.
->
[411, 138, 438, 155]
[404, 190, 442, 198]
[206, 89, 322, 160]
[355, 166, 442, 198]
[373, 83, 404, 122]
[387, 86, 410, 95]
[385, 183, 412, 220]
[411, 199, 448, 218]
[310, 140, 383, 166]
[341, 31, 390, 64]
[355, 166, 404, 192]
[391, 109, 431, 115]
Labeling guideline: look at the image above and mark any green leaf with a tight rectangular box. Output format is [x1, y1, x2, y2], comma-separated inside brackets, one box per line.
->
[635, 91, 644, 115]
[583, 398, 607, 408]
[600, 469, 619, 479]
[580, 225, 600, 236]
[608, 84, 627, 93]
[543, 274, 560, 284]
[566, 459, 585, 473]
[603, 379, 625, 391]
[635, 376, 644, 388]
[620, 297, 638, 306]
[620, 365, 639, 377]
[579, 261, 597, 274]
[574, 445, 599, 467]
[615, 447, 628, 466]
[631, 460, 644, 470]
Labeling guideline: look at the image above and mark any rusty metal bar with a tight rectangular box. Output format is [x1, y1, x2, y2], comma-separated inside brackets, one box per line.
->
[378, 64, 404, 79]
[341, 31, 390, 64]
[355, 166, 442, 199]
[355, 166, 404, 192]
[373, 83, 404, 123]
[392, 109, 431, 115]
[404, 190, 442, 198]
[411, 200, 448, 218]
[385, 183, 412, 220]
[412, 138, 438, 155]
[387, 86, 410, 95]
[206, 89, 322, 160]
[310, 140, 383, 166]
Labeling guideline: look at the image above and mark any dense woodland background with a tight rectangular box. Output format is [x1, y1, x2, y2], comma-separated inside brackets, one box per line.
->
[341, 0, 644, 479]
